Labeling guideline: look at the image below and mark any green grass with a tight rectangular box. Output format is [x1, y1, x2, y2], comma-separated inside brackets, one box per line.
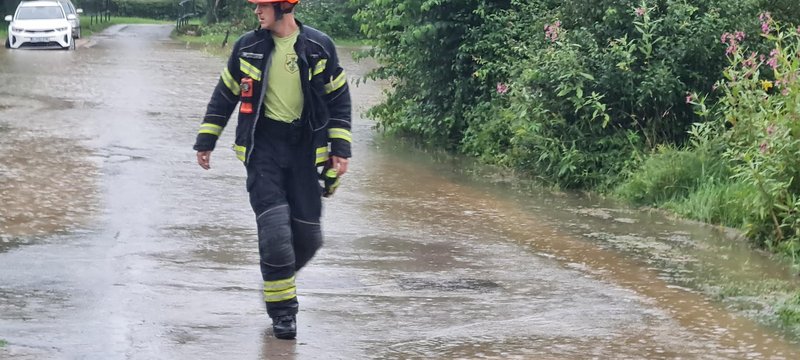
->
[614, 145, 729, 205]
[663, 180, 753, 229]
[81, 17, 170, 38]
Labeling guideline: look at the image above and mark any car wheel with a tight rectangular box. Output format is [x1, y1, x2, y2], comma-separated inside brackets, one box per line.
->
[75, 26, 81, 39]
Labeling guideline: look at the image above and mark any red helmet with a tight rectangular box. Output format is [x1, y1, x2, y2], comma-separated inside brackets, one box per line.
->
[248, 0, 299, 4]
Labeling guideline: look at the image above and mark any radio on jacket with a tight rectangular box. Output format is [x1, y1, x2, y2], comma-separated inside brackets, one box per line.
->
[240, 77, 254, 114]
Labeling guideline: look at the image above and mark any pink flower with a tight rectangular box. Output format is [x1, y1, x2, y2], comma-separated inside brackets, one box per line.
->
[721, 32, 744, 56]
[782, 88, 790, 96]
[760, 12, 772, 34]
[760, 142, 768, 153]
[767, 49, 779, 69]
[635, 7, 646, 17]
[726, 44, 738, 56]
[496, 82, 509, 95]
[685, 93, 694, 104]
[545, 21, 562, 42]
[767, 124, 776, 136]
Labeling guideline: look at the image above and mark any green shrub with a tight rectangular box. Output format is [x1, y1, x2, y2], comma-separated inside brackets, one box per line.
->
[295, 0, 360, 39]
[691, 17, 800, 259]
[359, 0, 768, 188]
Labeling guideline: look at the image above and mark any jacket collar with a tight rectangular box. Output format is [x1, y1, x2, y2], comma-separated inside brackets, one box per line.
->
[254, 19, 305, 39]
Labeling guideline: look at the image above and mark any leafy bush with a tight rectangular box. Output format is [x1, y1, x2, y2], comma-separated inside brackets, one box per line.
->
[359, 0, 767, 188]
[358, 0, 498, 148]
[691, 16, 800, 258]
[295, 0, 360, 39]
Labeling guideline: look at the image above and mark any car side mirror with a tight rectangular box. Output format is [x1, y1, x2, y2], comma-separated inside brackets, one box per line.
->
[67, 14, 76, 20]
[76, 8, 83, 14]
[4, 15, 11, 22]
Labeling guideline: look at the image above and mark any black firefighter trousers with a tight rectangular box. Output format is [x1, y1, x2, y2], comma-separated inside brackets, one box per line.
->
[246, 119, 323, 319]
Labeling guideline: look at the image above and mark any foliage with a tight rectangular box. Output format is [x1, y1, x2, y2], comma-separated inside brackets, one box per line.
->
[663, 180, 755, 228]
[358, 0, 767, 188]
[615, 144, 729, 205]
[357, 0, 495, 145]
[295, 0, 360, 39]
[110, 0, 178, 19]
[690, 17, 800, 260]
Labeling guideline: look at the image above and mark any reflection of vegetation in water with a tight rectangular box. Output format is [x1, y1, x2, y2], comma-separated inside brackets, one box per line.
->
[0, 339, 7, 347]
[0, 234, 40, 254]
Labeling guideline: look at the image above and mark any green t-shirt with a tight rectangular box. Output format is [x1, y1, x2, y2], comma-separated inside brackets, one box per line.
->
[264, 29, 303, 122]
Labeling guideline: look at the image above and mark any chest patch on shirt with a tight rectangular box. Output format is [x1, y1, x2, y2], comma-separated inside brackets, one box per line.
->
[285, 54, 299, 74]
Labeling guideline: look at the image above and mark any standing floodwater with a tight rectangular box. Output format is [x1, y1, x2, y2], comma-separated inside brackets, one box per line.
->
[1, 24, 800, 359]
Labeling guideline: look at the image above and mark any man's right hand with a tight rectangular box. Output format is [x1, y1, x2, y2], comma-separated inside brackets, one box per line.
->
[197, 151, 212, 170]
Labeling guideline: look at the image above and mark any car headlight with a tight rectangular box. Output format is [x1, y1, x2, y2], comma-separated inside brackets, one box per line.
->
[56, 27, 68, 31]
[11, 26, 24, 32]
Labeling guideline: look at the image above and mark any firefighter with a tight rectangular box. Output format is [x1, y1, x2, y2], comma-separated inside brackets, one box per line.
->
[193, 0, 351, 340]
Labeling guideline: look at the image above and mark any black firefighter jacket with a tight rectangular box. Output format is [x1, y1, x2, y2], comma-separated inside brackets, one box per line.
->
[193, 22, 352, 168]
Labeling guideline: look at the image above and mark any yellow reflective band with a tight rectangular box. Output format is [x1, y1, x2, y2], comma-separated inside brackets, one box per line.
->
[221, 68, 240, 95]
[198, 123, 223, 136]
[239, 59, 262, 81]
[233, 144, 247, 162]
[315, 146, 329, 165]
[263, 276, 296, 291]
[330, 176, 340, 191]
[313, 59, 327, 76]
[324, 72, 347, 94]
[264, 287, 297, 302]
[328, 128, 352, 143]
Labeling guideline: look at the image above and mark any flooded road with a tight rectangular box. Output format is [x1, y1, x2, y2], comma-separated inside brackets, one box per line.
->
[2, 24, 800, 359]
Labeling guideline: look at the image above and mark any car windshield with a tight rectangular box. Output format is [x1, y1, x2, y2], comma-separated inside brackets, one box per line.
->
[16, 6, 64, 20]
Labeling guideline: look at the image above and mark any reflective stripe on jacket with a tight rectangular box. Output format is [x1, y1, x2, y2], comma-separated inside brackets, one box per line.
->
[193, 21, 352, 166]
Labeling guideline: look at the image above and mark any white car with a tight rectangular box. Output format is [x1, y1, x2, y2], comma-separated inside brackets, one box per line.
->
[4, 1, 75, 50]
[58, 0, 82, 39]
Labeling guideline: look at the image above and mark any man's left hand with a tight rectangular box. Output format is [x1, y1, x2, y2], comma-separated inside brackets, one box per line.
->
[331, 156, 349, 176]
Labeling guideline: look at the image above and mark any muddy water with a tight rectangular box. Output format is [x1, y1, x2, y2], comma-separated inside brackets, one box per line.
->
[0, 24, 800, 359]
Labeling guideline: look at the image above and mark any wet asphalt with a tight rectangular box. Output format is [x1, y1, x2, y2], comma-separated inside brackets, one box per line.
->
[1, 24, 800, 359]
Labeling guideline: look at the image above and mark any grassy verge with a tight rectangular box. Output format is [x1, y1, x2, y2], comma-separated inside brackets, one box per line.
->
[81, 17, 170, 38]
[613, 144, 800, 335]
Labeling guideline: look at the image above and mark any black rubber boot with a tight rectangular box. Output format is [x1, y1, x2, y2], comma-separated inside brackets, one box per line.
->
[272, 315, 297, 340]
